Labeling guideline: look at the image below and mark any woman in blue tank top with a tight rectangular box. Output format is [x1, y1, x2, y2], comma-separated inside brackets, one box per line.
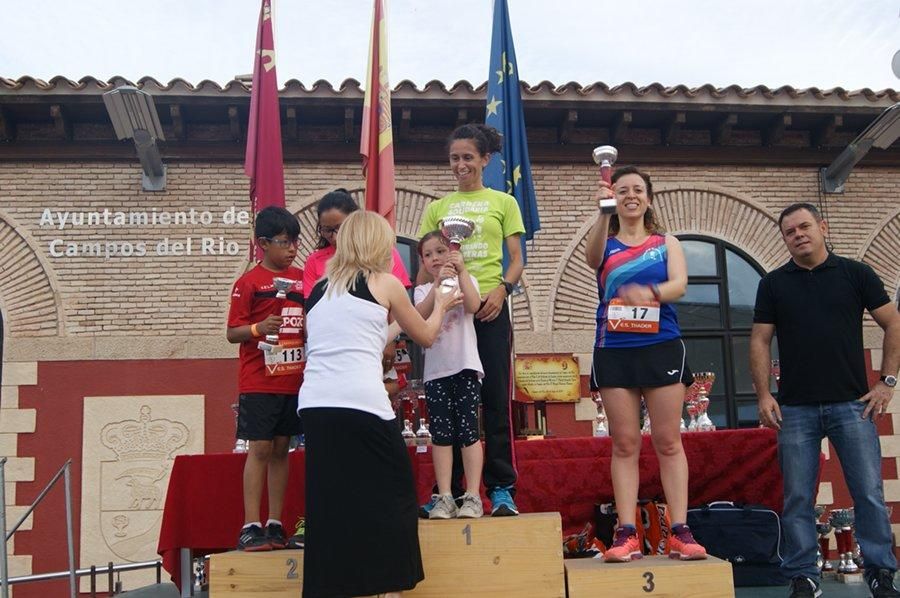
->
[583, 166, 707, 562]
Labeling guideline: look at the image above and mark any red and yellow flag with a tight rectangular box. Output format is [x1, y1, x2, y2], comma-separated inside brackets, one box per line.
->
[245, 0, 285, 260]
[360, 0, 396, 228]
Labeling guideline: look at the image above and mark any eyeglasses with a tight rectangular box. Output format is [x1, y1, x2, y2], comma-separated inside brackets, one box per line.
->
[261, 237, 300, 248]
[316, 224, 341, 236]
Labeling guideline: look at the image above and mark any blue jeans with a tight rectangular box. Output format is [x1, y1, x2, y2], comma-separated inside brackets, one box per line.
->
[778, 400, 897, 581]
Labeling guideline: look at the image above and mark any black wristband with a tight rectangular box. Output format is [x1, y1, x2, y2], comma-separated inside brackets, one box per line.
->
[502, 281, 515, 295]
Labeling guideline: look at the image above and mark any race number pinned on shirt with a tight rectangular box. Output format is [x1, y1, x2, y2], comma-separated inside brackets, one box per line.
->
[394, 339, 412, 374]
[607, 298, 660, 333]
[265, 339, 306, 376]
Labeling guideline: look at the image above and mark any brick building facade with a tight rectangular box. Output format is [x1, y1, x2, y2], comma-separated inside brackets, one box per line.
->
[0, 75, 898, 593]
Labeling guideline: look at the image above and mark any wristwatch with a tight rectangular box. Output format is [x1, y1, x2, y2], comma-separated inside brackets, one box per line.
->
[881, 375, 898, 388]
[502, 281, 515, 296]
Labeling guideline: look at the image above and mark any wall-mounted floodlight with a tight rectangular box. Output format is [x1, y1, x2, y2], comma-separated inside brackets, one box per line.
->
[102, 86, 167, 191]
[821, 102, 900, 193]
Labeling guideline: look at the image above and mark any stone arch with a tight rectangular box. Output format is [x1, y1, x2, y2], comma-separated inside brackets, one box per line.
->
[548, 184, 789, 331]
[0, 210, 64, 337]
[857, 206, 900, 298]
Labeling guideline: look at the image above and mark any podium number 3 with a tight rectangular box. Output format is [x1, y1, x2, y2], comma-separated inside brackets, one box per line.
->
[642, 571, 655, 592]
[462, 524, 472, 546]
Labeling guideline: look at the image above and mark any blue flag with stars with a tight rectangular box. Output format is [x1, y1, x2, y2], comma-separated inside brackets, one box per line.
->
[483, 0, 540, 265]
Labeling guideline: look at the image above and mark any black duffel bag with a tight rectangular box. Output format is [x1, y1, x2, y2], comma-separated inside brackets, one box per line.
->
[687, 501, 785, 587]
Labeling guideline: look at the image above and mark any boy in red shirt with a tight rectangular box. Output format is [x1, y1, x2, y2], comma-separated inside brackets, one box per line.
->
[227, 207, 304, 551]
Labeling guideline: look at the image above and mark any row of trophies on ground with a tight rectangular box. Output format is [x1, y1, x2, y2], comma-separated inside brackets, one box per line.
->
[816, 504, 887, 574]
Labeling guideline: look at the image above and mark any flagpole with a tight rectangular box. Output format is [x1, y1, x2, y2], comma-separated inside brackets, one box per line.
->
[360, 0, 396, 228]
[244, 0, 286, 262]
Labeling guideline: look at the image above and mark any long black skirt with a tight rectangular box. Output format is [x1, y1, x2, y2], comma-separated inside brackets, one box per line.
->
[300, 407, 423, 597]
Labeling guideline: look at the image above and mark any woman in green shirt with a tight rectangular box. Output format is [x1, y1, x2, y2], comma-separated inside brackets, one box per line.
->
[417, 123, 525, 516]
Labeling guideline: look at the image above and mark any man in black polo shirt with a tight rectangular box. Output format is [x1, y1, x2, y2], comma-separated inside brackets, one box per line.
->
[750, 202, 900, 598]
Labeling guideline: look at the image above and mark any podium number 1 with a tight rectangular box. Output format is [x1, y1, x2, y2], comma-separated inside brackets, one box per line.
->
[462, 524, 472, 546]
[642, 571, 655, 592]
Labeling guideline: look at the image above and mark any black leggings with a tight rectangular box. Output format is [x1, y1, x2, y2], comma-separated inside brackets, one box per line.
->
[475, 300, 517, 492]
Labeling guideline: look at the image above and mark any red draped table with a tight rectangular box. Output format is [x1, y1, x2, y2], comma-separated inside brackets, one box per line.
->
[158, 427, 781, 594]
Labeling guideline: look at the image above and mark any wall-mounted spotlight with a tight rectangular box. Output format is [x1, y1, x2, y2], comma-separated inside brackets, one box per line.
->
[102, 86, 167, 192]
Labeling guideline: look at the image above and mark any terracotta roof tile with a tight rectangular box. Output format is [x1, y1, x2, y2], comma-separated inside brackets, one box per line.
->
[1, 76, 897, 107]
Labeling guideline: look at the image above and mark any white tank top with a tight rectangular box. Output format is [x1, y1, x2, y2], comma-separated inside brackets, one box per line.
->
[297, 275, 395, 420]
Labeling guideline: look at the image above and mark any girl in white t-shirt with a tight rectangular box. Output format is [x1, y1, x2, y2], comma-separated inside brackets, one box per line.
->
[414, 231, 485, 519]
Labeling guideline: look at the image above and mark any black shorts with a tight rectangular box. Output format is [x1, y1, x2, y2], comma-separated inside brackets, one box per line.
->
[236, 393, 302, 440]
[590, 338, 693, 389]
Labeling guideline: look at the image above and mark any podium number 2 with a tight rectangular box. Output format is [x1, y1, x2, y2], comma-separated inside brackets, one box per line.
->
[462, 524, 472, 546]
[642, 571, 655, 592]
[286, 558, 298, 580]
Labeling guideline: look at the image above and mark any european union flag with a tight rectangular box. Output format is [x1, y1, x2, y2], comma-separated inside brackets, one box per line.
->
[483, 0, 540, 265]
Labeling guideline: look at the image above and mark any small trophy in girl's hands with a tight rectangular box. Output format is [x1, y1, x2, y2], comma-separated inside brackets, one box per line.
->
[438, 217, 475, 293]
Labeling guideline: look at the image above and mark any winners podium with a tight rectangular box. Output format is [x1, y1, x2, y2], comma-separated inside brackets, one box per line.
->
[208, 512, 734, 597]
[566, 556, 734, 598]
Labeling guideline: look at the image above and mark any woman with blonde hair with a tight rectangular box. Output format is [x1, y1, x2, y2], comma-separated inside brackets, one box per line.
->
[298, 210, 462, 598]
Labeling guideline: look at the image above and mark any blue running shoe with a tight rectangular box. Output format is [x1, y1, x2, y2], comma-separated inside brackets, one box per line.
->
[419, 495, 439, 519]
[489, 487, 519, 517]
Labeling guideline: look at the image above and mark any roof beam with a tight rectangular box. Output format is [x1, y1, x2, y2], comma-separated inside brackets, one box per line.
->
[714, 114, 738, 145]
[558, 109, 577, 144]
[285, 107, 298, 141]
[169, 104, 185, 141]
[612, 111, 632, 144]
[0, 107, 16, 141]
[765, 114, 791, 146]
[664, 112, 685, 145]
[227, 106, 242, 141]
[399, 107, 412, 141]
[812, 114, 842, 147]
[344, 107, 354, 142]
[50, 104, 72, 140]
[455, 109, 468, 129]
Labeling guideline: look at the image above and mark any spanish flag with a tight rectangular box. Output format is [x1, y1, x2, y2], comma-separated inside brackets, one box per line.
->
[360, 0, 396, 228]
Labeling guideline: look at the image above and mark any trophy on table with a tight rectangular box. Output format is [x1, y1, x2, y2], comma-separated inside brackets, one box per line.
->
[592, 145, 619, 214]
[815, 505, 834, 573]
[591, 391, 609, 437]
[416, 386, 429, 430]
[685, 383, 700, 431]
[438, 217, 476, 293]
[770, 359, 781, 390]
[401, 419, 416, 445]
[829, 509, 859, 574]
[640, 398, 652, 435]
[398, 379, 421, 446]
[692, 372, 717, 431]
[258, 277, 295, 352]
[415, 418, 432, 452]
[231, 403, 248, 453]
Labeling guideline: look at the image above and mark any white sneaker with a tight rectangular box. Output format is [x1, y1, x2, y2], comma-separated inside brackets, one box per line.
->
[457, 493, 483, 519]
[428, 494, 458, 519]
